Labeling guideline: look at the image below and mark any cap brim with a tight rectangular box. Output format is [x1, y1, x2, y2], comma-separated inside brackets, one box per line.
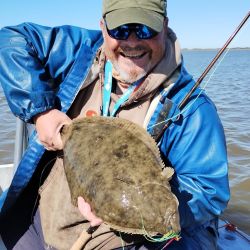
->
[105, 7, 164, 32]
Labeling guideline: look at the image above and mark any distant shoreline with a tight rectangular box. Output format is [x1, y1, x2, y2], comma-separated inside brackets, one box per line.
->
[182, 47, 250, 51]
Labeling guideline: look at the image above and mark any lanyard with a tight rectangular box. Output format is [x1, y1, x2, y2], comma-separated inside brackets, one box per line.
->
[102, 60, 142, 117]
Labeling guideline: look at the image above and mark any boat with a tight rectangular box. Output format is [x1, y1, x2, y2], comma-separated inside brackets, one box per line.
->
[0, 119, 249, 249]
[217, 219, 250, 249]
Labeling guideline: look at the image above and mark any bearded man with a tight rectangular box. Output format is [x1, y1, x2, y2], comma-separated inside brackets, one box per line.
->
[0, 1, 229, 249]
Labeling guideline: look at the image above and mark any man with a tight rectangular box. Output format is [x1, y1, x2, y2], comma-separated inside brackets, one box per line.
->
[0, 0, 230, 249]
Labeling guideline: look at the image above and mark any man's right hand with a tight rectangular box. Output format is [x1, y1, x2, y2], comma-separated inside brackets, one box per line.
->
[33, 109, 72, 151]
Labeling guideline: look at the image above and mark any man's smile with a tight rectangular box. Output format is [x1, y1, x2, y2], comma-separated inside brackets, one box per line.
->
[120, 51, 148, 59]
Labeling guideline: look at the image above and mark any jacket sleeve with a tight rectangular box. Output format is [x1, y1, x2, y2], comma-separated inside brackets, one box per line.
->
[160, 95, 230, 229]
[0, 22, 90, 122]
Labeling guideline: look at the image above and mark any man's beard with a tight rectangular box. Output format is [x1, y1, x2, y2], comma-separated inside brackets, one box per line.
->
[109, 45, 151, 84]
[111, 60, 148, 84]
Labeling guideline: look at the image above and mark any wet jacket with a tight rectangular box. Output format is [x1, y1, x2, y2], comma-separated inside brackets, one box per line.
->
[0, 23, 229, 238]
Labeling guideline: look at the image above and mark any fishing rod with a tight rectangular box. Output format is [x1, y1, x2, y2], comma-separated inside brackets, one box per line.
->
[156, 10, 250, 142]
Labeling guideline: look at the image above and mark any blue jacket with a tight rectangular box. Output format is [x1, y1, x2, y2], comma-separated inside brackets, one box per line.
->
[0, 23, 229, 233]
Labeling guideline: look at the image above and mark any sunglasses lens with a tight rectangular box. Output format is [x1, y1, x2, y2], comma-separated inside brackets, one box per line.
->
[136, 25, 158, 39]
[108, 25, 130, 40]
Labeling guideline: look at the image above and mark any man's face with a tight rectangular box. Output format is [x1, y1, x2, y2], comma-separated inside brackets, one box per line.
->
[100, 19, 167, 84]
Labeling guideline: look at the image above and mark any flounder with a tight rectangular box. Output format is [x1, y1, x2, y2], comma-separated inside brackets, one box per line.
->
[62, 116, 180, 236]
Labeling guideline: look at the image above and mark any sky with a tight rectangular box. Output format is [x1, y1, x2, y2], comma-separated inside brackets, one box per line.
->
[0, 0, 249, 49]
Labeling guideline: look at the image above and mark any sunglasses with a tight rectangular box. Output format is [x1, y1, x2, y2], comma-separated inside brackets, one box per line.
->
[105, 22, 159, 40]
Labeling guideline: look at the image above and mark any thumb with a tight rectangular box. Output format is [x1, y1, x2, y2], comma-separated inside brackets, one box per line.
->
[53, 118, 72, 150]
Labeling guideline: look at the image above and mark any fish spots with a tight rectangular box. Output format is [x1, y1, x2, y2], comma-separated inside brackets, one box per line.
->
[95, 135, 104, 143]
[113, 144, 129, 158]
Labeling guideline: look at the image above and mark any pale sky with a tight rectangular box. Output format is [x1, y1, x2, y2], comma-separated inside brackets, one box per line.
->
[0, 0, 249, 49]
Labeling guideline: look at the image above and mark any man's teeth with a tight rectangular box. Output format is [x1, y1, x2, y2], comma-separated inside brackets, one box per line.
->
[121, 52, 146, 58]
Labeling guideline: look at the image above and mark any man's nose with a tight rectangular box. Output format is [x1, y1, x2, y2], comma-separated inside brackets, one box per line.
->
[125, 31, 140, 45]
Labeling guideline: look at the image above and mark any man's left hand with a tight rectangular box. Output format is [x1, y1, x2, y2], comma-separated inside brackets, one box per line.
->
[77, 197, 103, 227]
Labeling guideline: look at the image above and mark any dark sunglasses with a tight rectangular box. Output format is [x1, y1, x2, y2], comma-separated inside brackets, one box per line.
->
[105, 22, 159, 40]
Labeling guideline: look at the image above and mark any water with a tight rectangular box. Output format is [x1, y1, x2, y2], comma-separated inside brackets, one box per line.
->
[0, 49, 249, 234]
[182, 49, 250, 234]
[0, 89, 15, 164]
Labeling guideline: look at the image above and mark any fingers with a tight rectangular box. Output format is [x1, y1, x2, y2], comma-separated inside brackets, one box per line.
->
[42, 122, 69, 150]
[34, 109, 72, 151]
[78, 197, 91, 215]
[39, 130, 63, 151]
[78, 197, 103, 227]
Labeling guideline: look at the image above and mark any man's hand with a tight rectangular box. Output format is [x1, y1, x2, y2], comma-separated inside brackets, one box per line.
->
[34, 109, 72, 151]
[78, 197, 103, 227]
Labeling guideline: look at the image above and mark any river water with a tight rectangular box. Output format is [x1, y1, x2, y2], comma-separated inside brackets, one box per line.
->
[0, 49, 249, 234]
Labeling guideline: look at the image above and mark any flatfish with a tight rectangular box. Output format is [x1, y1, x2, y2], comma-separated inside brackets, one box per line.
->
[62, 116, 180, 236]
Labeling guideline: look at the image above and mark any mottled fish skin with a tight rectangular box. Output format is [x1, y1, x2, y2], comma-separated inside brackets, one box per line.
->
[62, 116, 180, 235]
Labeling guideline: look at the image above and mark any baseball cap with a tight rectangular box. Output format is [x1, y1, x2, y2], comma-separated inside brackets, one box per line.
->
[102, 0, 167, 32]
